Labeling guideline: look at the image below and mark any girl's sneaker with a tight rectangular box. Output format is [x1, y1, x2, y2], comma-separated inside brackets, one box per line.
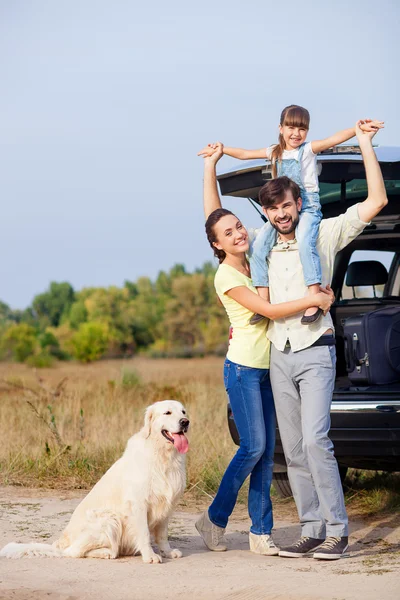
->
[249, 532, 279, 556]
[301, 307, 323, 325]
[249, 313, 267, 325]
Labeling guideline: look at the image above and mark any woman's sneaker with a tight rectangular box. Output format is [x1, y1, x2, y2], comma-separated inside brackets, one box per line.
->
[195, 511, 227, 552]
[313, 536, 349, 560]
[279, 536, 324, 558]
[249, 532, 279, 556]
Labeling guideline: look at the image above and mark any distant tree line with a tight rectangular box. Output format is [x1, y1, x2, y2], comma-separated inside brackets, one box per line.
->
[0, 263, 229, 365]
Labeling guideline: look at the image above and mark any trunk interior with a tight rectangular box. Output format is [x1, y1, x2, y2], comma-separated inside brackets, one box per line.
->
[332, 298, 400, 390]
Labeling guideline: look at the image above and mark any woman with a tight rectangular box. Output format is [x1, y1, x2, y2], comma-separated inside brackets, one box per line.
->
[195, 148, 334, 556]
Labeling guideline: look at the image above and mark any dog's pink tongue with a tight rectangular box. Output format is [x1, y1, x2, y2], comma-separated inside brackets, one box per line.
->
[172, 433, 189, 454]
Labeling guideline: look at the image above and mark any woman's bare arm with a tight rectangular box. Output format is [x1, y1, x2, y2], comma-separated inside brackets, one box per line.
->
[226, 286, 333, 320]
[203, 143, 224, 219]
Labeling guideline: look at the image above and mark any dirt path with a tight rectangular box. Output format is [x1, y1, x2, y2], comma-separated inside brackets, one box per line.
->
[0, 487, 399, 600]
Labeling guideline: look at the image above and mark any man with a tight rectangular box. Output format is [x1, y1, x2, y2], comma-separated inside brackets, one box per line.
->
[202, 122, 388, 560]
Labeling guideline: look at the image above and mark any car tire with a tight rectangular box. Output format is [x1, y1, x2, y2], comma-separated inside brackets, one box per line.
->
[273, 464, 349, 498]
[272, 473, 292, 498]
[338, 464, 348, 483]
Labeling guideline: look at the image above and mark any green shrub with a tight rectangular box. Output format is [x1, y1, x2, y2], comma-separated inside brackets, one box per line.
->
[1, 323, 37, 362]
[71, 322, 109, 363]
[37, 330, 69, 360]
[68, 301, 88, 330]
[38, 330, 58, 349]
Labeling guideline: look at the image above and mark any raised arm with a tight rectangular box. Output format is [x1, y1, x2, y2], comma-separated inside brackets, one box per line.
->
[203, 142, 224, 219]
[311, 119, 384, 154]
[226, 286, 334, 320]
[355, 121, 388, 222]
[199, 143, 267, 160]
[224, 146, 267, 160]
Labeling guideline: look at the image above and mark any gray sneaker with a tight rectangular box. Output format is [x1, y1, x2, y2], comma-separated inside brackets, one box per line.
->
[249, 532, 279, 556]
[313, 536, 349, 560]
[279, 536, 324, 558]
[195, 511, 227, 552]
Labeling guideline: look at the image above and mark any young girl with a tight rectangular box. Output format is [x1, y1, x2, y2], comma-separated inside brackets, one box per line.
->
[199, 106, 383, 324]
[195, 145, 334, 554]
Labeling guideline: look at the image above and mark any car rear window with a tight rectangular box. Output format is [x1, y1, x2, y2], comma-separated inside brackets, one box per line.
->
[320, 179, 400, 206]
[341, 250, 396, 300]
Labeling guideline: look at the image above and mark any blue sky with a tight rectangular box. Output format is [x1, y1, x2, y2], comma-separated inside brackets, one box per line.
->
[1, 0, 399, 308]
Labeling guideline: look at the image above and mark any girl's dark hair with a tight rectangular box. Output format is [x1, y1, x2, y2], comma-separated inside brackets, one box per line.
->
[270, 105, 310, 177]
[205, 208, 235, 263]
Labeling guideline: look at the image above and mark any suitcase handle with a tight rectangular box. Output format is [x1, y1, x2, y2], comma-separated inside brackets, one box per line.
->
[344, 332, 356, 372]
[344, 333, 369, 373]
[344, 332, 369, 372]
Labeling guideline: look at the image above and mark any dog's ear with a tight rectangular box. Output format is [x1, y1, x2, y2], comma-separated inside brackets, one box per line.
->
[143, 406, 154, 439]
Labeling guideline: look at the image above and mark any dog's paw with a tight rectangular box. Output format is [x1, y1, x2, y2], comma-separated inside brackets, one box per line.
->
[142, 551, 162, 564]
[163, 549, 182, 559]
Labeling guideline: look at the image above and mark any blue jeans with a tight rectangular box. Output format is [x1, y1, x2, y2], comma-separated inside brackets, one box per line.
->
[208, 359, 276, 535]
[250, 191, 322, 287]
[297, 194, 323, 286]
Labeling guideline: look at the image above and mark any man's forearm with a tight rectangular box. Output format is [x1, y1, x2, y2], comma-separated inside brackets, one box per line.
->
[362, 141, 387, 205]
[358, 140, 388, 222]
[203, 162, 222, 219]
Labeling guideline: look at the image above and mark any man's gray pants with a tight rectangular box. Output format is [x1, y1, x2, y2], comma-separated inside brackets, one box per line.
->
[270, 343, 348, 538]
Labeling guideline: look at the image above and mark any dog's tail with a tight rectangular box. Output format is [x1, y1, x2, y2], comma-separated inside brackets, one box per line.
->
[0, 542, 63, 559]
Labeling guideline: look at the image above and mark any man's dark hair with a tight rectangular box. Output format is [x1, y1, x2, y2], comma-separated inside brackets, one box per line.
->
[258, 176, 301, 209]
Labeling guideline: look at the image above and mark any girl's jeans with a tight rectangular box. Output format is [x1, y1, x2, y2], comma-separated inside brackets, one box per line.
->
[250, 191, 323, 288]
[208, 359, 276, 535]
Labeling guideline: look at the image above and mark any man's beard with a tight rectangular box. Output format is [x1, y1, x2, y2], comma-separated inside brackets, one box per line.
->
[270, 214, 299, 235]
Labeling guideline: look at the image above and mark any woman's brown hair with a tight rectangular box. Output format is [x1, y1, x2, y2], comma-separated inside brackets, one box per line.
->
[205, 208, 235, 264]
[270, 105, 310, 177]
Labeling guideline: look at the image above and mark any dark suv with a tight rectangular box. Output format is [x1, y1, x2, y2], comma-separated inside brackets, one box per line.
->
[217, 145, 400, 497]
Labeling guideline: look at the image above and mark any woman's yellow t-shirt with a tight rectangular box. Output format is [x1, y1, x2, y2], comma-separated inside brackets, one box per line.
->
[214, 263, 270, 369]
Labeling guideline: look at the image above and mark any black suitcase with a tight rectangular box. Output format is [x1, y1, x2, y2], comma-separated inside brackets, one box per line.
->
[343, 306, 400, 385]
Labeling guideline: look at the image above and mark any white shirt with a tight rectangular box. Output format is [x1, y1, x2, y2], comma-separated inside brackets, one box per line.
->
[249, 204, 369, 352]
[266, 142, 319, 192]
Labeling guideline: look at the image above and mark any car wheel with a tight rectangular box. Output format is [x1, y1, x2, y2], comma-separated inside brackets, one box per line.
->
[272, 473, 292, 498]
[273, 465, 348, 499]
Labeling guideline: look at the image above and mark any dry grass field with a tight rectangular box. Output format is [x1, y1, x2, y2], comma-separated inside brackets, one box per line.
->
[0, 357, 232, 496]
[0, 357, 399, 517]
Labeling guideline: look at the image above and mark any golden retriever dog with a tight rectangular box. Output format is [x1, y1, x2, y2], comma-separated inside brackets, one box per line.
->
[1, 400, 189, 564]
